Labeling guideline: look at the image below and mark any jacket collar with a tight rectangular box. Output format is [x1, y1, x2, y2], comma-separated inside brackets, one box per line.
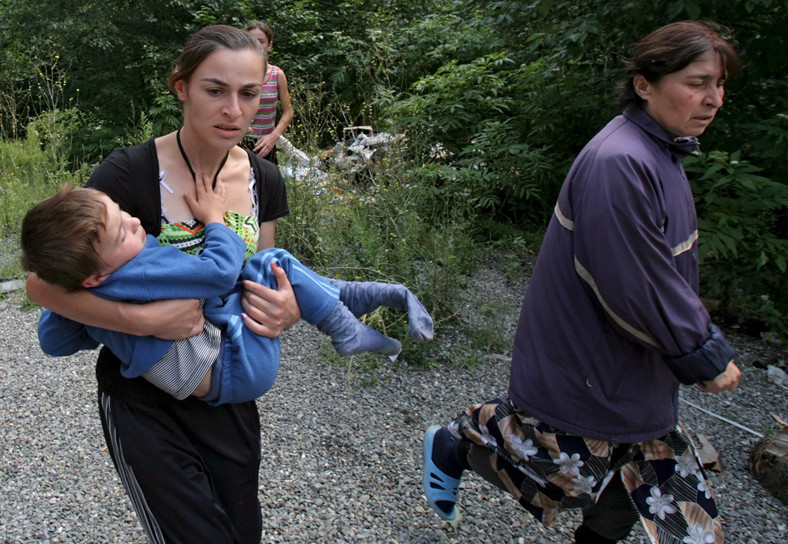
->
[623, 106, 699, 159]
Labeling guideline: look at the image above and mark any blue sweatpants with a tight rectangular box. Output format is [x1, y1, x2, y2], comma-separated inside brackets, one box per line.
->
[204, 248, 339, 405]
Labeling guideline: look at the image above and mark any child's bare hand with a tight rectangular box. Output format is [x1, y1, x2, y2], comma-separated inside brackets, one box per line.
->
[183, 172, 226, 225]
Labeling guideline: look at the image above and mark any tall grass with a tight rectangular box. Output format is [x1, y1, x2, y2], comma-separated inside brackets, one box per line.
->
[275, 85, 501, 365]
[0, 124, 89, 281]
[277, 136, 481, 366]
[0, 52, 91, 281]
[0, 118, 88, 229]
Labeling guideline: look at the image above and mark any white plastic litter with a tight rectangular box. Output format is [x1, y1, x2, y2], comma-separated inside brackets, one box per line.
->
[767, 365, 788, 390]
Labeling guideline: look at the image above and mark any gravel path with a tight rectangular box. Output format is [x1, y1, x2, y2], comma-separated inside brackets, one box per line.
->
[1, 266, 786, 543]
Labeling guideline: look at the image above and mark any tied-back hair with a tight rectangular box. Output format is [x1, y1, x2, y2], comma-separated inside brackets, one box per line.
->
[617, 20, 741, 109]
[168, 24, 266, 92]
[20, 185, 108, 291]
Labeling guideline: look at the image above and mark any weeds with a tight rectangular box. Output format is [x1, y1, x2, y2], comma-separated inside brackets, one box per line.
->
[0, 51, 90, 245]
[277, 133, 482, 368]
[0, 118, 91, 236]
[0, 68, 520, 371]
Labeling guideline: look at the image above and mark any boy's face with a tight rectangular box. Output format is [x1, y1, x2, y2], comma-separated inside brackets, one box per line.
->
[85, 195, 147, 286]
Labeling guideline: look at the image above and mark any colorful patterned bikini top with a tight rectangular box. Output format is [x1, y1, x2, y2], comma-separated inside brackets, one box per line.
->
[157, 166, 260, 261]
[157, 211, 259, 262]
[158, 211, 259, 261]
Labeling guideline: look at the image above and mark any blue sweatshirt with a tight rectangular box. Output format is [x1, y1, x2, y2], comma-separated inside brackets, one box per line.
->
[38, 223, 244, 377]
[37, 226, 339, 405]
[508, 107, 735, 443]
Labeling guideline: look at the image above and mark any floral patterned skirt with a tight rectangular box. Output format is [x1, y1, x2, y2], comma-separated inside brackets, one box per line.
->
[452, 398, 723, 544]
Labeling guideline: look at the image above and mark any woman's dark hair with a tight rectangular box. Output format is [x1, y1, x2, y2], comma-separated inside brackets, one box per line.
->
[168, 24, 265, 92]
[617, 20, 740, 109]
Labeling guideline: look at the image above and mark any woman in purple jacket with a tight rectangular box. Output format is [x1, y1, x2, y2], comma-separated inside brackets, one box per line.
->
[423, 21, 742, 544]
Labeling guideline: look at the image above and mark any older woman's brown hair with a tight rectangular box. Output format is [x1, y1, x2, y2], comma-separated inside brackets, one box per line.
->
[618, 20, 740, 109]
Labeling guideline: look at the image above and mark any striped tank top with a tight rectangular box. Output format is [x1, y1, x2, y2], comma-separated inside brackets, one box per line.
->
[249, 65, 280, 137]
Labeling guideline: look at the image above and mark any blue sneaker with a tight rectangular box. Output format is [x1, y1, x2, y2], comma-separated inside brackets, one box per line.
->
[423, 425, 462, 521]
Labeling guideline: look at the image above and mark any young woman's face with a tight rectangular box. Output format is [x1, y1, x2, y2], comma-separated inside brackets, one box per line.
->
[176, 47, 264, 146]
[248, 27, 272, 52]
[635, 50, 726, 139]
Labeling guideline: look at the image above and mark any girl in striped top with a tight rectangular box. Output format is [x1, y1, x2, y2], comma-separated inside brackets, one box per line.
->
[244, 21, 293, 165]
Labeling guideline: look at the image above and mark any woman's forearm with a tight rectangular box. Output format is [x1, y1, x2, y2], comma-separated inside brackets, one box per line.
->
[271, 108, 293, 140]
[257, 220, 277, 251]
[26, 273, 204, 339]
[28, 273, 144, 334]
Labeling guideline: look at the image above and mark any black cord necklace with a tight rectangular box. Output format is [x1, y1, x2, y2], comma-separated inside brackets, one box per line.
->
[176, 127, 229, 188]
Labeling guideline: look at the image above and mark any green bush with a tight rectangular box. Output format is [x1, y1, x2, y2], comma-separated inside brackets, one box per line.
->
[389, 53, 516, 157]
[685, 149, 788, 339]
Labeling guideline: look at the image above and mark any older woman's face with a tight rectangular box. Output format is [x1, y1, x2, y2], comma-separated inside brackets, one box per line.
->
[635, 50, 726, 139]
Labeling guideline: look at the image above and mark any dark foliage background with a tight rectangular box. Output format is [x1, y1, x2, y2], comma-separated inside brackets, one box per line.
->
[1, 0, 786, 338]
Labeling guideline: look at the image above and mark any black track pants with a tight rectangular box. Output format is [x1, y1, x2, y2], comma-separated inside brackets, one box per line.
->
[99, 393, 262, 544]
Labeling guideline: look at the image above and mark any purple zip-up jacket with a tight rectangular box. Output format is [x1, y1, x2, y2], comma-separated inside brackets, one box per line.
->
[508, 107, 735, 443]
